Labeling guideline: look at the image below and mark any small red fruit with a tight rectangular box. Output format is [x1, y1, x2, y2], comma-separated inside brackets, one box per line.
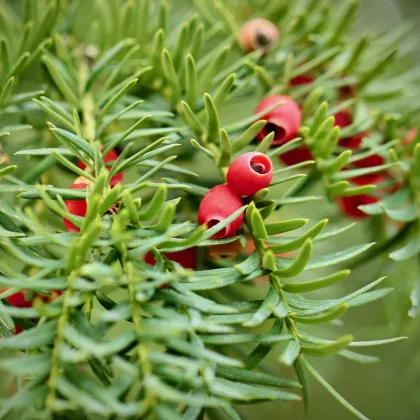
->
[337, 173, 384, 219]
[198, 185, 244, 239]
[255, 91, 310, 166]
[145, 248, 196, 270]
[334, 111, 384, 167]
[1, 289, 33, 308]
[239, 19, 279, 53]
[227, 152, 273, 197]
[338, 193, 379, 219]
[1, 289, 32, 334]
[256, 95, 302, 146]
[278, 145, 313, 166]
[63, 176, 91, 232]
[334, 111, 363, 149]
[78, 149, 122, 187]
[353, 154, 384, 168]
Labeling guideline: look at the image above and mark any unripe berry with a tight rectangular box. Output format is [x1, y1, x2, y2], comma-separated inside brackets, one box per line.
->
[239, 19, 279, 53]
[63, 176, 91, 232]
[256, 95, 301, 146]
[78, 149, 122, 187]
[198, 185, 244, 239]
[227, 152, 273, 197]
[145, 247, 196, 270]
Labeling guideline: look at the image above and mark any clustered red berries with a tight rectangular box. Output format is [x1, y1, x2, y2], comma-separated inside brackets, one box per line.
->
[253, 86, 395, 220]
[198, 152, 273, 238]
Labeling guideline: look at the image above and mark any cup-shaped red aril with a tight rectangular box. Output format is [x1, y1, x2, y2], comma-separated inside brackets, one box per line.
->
[198, 185, 244, 239]
[227, 152, 273, 197]
[239, 18, 279, 53]
[255, 95, 301, 146]
[78, 149, 122, 187]
[63, 176, 90, 232]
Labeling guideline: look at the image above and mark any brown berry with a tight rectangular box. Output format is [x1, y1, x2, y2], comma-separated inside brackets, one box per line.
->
[239, 19, 279, 53]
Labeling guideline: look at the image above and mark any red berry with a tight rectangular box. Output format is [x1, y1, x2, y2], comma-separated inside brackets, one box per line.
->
[334, 111, 385, 167]
[14, 325, 24, 334]
[353, 154, 384, 168]
[338, 193, 379, 219]
[239, 19, 279, 53]
[1, 289, 32, 334]
[63, 176, 90, 232]
[145, 247, 196, 269]
[337, 173, 384, 219]
[334, 111, 363, 148]
[227, 152, 273, 197]
[334, 110, 352, 129]
[351, 172, 384, 186]
[255, 95, 302, 146]
[278, 145, 313, 166]
[198, 185, 244, 239]
[290, 75, 314, 86]
[78, 149, 122, 187]
[1, 289, 32, 308]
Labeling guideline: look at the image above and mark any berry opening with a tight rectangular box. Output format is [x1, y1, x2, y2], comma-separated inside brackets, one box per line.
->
[255, 30, 271, 47]
[250, 155, 271, 175]
[263, 122, 286, 144]
[219, 253, 232, 259]
[207, 219, 227, 238]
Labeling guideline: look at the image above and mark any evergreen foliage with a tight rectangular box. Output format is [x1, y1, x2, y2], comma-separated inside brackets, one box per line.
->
[0, 0, 417, 418]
